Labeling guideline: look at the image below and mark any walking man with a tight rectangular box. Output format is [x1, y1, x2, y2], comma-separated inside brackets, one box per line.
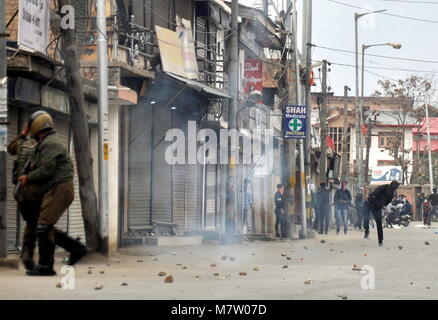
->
[274, 184, 286, 238]
[334, 181, 352, 235]
[427, 188, 438, 225]
[316, 182, 332, 235]
[355, 189, 365, 231]
[363, 180, 400, 246]
[19, 111, 88, 276]
[7, 123, 40, 271]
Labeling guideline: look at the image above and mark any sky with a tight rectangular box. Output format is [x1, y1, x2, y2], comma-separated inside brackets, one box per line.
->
[240, 0, 438, 97]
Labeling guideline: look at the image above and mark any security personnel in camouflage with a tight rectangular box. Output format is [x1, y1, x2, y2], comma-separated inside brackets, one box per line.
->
[7, 124, 40, 271]
[19, 111, 88, 276]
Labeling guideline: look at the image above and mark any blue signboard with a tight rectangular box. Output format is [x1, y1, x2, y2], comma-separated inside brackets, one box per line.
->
[284, 105, 307, 139]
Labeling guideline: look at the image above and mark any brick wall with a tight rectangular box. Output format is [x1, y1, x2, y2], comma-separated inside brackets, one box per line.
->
[6, 0, 19, 41]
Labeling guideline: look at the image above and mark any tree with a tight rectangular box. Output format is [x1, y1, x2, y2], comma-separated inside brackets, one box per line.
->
[372, 75, 437, 184]
[57, 0, 100, 251]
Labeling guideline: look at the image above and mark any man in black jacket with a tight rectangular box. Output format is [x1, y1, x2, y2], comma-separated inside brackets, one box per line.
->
[316, 182, 332, 234]
[274, 184, 286, 238]
[363, 180, 400, 246]
[334, 181, 352, 235]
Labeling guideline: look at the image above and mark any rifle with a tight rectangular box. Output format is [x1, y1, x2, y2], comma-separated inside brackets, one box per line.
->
[14, 158, 32, 198]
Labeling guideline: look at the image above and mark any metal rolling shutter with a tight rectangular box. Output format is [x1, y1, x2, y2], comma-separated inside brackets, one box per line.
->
[68, 144, 85, 241]
[6, 107, 18, 251]
[71, 0, 88, 51]
[128, 102, 152, 227]
[176, 0, 193, 21]
[151, 105, 172, 223]
[131, 0, 145, 26]
[185, 164, 199, 232]
[52, 118, 69, 232]
[153, 0, 171, 29]
[204, 164, 217, 229]
[172, 164, 185, 233]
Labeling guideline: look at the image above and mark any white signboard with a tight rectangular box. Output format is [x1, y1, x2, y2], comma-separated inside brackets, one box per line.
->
[18, 0, 50, 54]
[371, 166, 402, 184]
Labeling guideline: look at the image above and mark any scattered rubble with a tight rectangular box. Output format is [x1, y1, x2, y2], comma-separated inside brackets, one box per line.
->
[100, 271, 105, 274]
[286, 257, 291, 260]
[158, 271, 167, 277]
[221, 255, 228, 260]
[230, 257, 236, 262]
[136, 259, 143, 263]
[337, 294, 347, 300]
[320, 240, 326, 244]
[282, 265, 288, 269]
[210, 263, 217, 268]
[94, 283, 103, 290]
[253, 266, 260, 271]
[281, 254, 287, 257]
[398, 245, 403, 250]
[164, 276, 174, 283]
[56, 283, 62, 288]
[304, 279, 312, 285]
[121, 283, 128, 286]
[425, 241, 430, 245]
[213, 273, 219, 276]
[239, 272, 247, 276]
[352, 264, 361, 271]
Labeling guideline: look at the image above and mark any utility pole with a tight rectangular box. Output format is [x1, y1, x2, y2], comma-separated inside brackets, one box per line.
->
[96, 0, 109, 252]
[57, 0, 99, 251]
[425, 104, 434, 193]
[0, 0, 7, 257]
[341, 86, 351, 181]
[225, 0, 239, 239]
[364, 115, 373, 185]
[279, 1, 298, 240]
[319, 60, 328, 183]
[303, 0, 312, 234]
[354, 13, 363, 191]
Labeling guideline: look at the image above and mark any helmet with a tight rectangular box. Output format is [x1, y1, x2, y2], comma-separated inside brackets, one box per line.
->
[28, 111, 54, 137]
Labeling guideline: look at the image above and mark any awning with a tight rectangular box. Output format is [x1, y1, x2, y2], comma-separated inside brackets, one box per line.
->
[165, 72, 231, 99]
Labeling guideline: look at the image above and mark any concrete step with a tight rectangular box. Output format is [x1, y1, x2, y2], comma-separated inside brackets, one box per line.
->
[123, 236, 204, 247]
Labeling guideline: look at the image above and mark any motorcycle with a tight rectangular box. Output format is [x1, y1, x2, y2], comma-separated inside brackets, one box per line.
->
[384, 203, 412, 228]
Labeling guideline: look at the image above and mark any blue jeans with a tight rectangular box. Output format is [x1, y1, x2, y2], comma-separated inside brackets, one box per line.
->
[335, 207, 348, 233]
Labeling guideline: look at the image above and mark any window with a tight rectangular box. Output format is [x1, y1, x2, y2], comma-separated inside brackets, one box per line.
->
[378, 132, 402, 148]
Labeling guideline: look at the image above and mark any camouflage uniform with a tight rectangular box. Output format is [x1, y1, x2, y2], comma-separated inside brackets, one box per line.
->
[7, 134, 41, 270]
[26, 129, 87, 276]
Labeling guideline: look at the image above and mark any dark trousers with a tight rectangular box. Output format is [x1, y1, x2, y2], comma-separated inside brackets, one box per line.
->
[355, 205, 364, 229]
[313, 208, 320, 230]
[319, 207, 330, 234]
[363, 201, 384, 244]
[275, 209, 285, 237]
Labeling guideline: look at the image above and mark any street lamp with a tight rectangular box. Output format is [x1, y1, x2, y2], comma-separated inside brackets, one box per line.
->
[354, 9, 387, 190]
[361, 42, 401, 186]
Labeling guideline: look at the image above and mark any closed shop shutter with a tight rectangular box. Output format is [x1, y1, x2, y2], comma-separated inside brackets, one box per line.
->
[176, 0, 192, 21]
[153, 0, 171, 29]
[71, 0, 88, 51]
[151, 104, 172, 223]
[172, 164, 185, 233]
[131, 0, 145, 26]
[185, 164, 199, 232]
[52, 118, 69, 232]
[6, 107, 18, 252]
[127, 102, 152, 227]
[68, 143, 85, 241]
[204, 164, 217, 229]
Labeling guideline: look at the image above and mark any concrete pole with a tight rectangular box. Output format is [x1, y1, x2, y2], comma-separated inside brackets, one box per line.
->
[425, 104, 434, 193]
[341, 86, 350, 180]
[225, 0, 239, 238]
[0, 0, 7, 257]
[97, 0, 109, 250]
[319, 60, 328, 183]
[354, 14, 363, 190]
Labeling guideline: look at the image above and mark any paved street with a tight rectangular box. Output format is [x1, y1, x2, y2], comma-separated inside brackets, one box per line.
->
[0, 223, 437, 300]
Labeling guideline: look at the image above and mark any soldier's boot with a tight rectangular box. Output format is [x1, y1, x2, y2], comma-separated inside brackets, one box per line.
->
[21, 226, 37, 271]
[27, 225, 56, 276]
[54, 231, 88, 266]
